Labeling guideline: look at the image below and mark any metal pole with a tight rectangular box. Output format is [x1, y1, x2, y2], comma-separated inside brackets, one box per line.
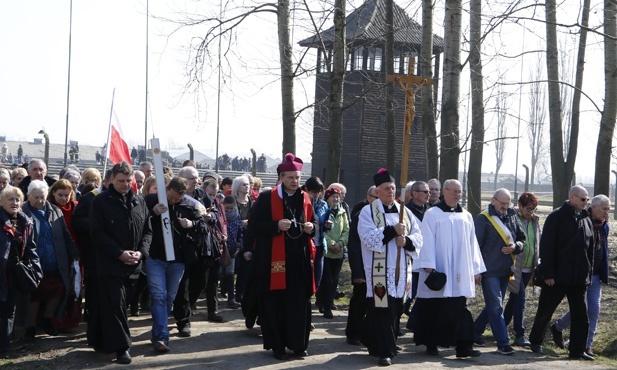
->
[215, 0, 222, 173]
[144, 0, 149, 161]
[63, 0, 73, 167]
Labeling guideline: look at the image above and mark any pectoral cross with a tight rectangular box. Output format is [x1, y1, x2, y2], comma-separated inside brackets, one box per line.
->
[291, 216, 298, 228]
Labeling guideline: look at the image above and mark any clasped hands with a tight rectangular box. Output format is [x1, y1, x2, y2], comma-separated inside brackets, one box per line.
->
[119, 250, 141, 265]
[278, 219, 313, 233]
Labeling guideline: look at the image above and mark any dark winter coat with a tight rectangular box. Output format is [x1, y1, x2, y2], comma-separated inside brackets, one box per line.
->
[22, 201, 79, 320]
[540, 201, 594, 286]
[0, 208, 42, 302]
[89, 184, 151, 278]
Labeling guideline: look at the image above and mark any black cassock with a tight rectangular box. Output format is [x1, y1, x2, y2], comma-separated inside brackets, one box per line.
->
[250, 187, 314, 354]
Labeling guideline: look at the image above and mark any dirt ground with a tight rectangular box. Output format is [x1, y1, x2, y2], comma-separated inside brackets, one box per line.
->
[2, 205, 617, 369]
[0, 295, 615, 370]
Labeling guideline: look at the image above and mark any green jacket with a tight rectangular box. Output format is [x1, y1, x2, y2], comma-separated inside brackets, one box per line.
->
[324, 206, 349, 259]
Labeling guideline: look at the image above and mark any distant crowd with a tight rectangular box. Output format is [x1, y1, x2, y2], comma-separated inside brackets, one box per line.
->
[0, 155, 609, 366]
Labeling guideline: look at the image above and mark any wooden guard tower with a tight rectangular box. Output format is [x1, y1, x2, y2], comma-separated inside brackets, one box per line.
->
[298, 0, 444, 203]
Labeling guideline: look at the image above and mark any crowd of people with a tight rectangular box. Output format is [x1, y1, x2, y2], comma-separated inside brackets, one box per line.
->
[0, 154, 610, 367]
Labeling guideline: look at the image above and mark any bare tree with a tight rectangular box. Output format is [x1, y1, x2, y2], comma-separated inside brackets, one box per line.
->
[527, 55, 547, 188]
[420, 0, 439, 179]
[467, 0, 485, 216]
[324, 0, 346, 185]
[545, 0, 589, 207]
[594, 0, 617, 195]
[494, 85, 507, 189]
[439, 0, 463, 182]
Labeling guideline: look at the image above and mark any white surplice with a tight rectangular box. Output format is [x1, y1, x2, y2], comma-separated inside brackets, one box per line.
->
[414, 205, 486, 299]
[358, 199, 423, 299]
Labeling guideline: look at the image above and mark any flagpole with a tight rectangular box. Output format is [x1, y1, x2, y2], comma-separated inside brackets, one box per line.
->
[63, 0, 73, 167]
[144, 0, 149, 161]
[103, 88, 116, 176]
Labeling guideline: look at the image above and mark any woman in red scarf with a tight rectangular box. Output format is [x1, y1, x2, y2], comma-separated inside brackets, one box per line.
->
[47, 179, 81, 330]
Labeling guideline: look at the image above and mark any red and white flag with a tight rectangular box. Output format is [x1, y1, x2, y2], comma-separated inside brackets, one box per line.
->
[107, 110, 132, 165]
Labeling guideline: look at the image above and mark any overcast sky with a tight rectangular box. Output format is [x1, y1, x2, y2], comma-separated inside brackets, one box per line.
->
[0, 0, 608, 184]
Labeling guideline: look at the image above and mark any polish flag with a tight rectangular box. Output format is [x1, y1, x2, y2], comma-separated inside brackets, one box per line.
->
[107, 110, 132, 166]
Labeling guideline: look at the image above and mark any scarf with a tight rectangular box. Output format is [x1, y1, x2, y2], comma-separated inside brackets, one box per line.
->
[225, 206, 240, 221]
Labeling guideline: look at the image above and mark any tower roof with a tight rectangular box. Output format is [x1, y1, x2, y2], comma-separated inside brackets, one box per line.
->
[298, 0, 443, 52]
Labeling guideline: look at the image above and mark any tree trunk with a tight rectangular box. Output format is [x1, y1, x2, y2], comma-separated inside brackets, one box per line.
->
[545, 0, 567, 207]
[278, 0, 296, 156]
[421, 0, 439, 179]
[439, 0, 462, 182]
[467, 0, 484, 217]
[594, 0, 617, 196]
[385, 0, 396, 172]
[325, 0, 346, 185]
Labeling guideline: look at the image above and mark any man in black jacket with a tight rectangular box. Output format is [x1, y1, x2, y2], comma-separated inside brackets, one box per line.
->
[529, 185, 595, 360]
[88, 162, 152, 365]
[18, 159, 56, 199]
[344, 185, 377, 346]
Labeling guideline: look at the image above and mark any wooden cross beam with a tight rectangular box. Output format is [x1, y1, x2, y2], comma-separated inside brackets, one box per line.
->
[387, 56, 434, 284]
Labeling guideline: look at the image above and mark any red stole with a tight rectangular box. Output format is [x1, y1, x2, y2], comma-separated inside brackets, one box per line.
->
[269, 187, 316, 292]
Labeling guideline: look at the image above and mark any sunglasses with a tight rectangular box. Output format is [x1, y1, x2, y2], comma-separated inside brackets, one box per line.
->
[576, 195, 589, 202]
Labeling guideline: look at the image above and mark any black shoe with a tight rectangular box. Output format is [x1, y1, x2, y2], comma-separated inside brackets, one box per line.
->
[569, 352, 595, 361]
[397, 327, 404, 337]
[426, 346, 439, 356]
[245, 315, 256, 329]
[177, 322, 191, 337]
[293, 350, 309, 357]
[208, 313, 224, 322]
[130, 308, 139, 317]
[335, 291, 345, 299]
[323, 309, 333, 319]
[116, 350, 132, 364]
[530, 344, 544, 354]
[273, 351, 289, 360]
[346, 337, 361, 346]
[550, 323, 564, 349]
[331, 304, 338, 310]
[456, 348, 481, 358]
[41, 318, 58, 336]
[378, 357, 391, 366]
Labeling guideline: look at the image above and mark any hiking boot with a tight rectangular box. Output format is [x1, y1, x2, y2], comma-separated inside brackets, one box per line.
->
[153, 340, 170, 353]
[177, 322, 191, 337]
[513, 336, 531, 347]
[497, 345, 515, 355]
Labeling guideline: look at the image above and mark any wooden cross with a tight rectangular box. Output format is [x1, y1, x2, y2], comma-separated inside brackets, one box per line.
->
[386, 57, 434, 283]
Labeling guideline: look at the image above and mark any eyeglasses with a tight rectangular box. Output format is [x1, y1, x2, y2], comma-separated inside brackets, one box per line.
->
[524, 206, 536, 212]
[576, 195, 589, 202]
[369, 194, 378, 199]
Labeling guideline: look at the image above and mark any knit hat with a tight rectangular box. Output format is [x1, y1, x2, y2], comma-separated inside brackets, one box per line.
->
[277, 153, 303, 173]
[373, 168, 395, 186]
[324, 187, 341, 201]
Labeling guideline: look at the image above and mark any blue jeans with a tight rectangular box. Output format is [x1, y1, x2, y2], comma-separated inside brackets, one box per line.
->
[146, 258, 185, 341]
[474, 276, 510, 347]
[556, 274, 601, 349]
[503, 271, 532, 338]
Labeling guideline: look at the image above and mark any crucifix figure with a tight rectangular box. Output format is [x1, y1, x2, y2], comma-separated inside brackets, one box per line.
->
[386, 57, 434, 283]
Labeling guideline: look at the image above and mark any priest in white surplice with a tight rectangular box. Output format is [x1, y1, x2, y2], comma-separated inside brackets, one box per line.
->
[413, 179, 486, 358]
[358, 168, 422, 367]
